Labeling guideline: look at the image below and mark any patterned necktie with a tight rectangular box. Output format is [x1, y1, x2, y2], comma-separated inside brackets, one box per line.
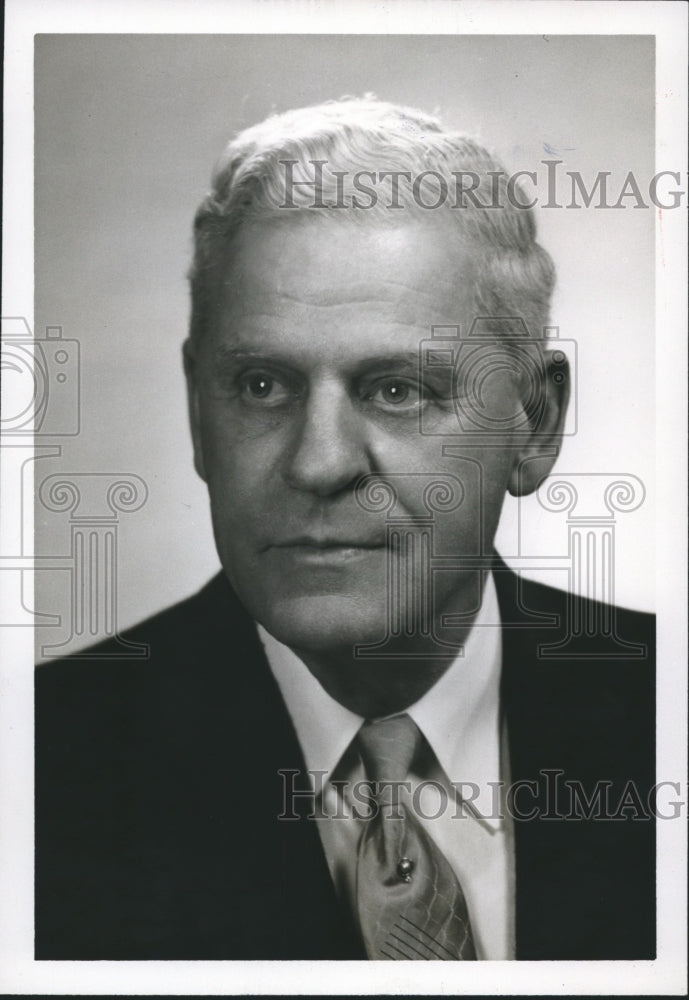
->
[355, 713, 476, 961]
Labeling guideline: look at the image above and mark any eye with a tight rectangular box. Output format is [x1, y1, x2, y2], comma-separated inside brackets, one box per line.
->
[367, 378, 422, 411]
[246, 374, 274, 398]
[381, 382, 410, 404]
[238, 371, 296, 407]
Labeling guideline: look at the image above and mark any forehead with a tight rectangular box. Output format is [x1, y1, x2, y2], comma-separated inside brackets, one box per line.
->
[210, 218, 482, 361]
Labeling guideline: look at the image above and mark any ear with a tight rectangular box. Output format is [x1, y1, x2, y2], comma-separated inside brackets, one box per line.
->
[182, 338, 207, 482]
[507, 350, 571, 497]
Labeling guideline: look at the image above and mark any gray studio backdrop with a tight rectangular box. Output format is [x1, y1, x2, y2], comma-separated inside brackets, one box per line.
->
[34, 34, 655, 656]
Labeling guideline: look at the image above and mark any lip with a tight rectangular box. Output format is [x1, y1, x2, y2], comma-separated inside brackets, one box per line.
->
[272, 535, 385, 550]
[270, 537, 386, 565]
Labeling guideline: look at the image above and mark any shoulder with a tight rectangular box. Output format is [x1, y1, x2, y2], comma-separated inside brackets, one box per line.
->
[494, 559, 654, 781]
[36, 572, 245, 685]
[493, 556, 654, 739]
[517, 570, 654, 640]
[492, 556, 654, 647]
[34, 571, 275, 843]
[34, 572, 264, 753]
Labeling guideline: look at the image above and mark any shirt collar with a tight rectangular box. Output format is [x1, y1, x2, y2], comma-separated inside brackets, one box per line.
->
[257, 573, 502, 811]
[258, 624, 362, 781]
[406, 573, 503, 827]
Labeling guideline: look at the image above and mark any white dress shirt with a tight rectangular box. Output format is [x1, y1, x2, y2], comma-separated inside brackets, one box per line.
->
[257, 573, 515, 960]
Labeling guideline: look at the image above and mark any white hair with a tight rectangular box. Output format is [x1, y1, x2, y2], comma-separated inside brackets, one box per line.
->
[189, 97, 555, 342]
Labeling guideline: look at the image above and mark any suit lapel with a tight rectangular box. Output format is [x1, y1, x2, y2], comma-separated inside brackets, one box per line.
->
[134, 574, 365, 958]
[494, 559, 655, 960]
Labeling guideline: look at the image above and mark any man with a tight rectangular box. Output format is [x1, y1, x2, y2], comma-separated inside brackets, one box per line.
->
[35, 98, 654, 961]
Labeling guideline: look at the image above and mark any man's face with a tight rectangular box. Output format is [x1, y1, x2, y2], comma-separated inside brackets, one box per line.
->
[186, 218, 535, 657]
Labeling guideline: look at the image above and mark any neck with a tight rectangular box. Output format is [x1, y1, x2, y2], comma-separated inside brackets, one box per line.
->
[287, 567, 494, 718]
[293, 621, 474, 718]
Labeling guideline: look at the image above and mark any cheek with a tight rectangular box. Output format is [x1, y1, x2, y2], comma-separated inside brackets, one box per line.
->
[202, 442, 286, 565]
[417, 449, 514, 554]
[200, 408, 279, 490]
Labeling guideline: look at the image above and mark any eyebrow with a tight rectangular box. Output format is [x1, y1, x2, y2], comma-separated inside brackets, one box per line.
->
[212, 346, 424, 376]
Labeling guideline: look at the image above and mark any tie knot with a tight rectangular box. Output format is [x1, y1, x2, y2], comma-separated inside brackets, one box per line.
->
[357, 713, 422, 785]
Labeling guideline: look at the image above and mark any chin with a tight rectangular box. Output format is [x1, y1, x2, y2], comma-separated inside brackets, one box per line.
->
[256, 592, 388, 657]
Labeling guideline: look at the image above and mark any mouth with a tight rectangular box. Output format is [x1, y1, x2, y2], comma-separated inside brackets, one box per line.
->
[270, 537, 386, 564]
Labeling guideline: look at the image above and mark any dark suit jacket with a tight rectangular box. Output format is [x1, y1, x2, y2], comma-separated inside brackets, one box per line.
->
[35, 560, 655, 960]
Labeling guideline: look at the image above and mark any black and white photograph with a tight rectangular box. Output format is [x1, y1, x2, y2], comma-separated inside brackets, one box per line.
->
[1, 0, 686, 995]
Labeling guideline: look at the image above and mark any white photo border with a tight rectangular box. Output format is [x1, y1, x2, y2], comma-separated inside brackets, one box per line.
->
[1, 0, 686, 995]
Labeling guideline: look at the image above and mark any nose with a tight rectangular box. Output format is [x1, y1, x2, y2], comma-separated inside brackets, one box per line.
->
[283, 382, 371, 497]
